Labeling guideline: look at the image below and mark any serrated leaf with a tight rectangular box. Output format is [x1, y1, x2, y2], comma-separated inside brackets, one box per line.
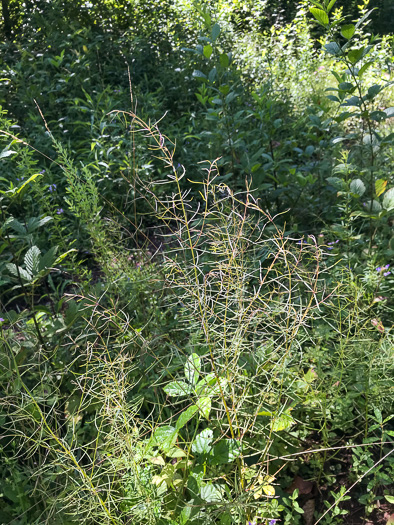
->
[341, 24, 355, 39]
[383, 187, 394, 211]
[350, 178, 366, 196]
[185, 353, 201, 386]
[211, 439, 242, 465]
[176, 405, 199, 431]
[211, 23, 221, 43]
[310, 7, 329, 26]
[192, 428, 213, 455]
[375, 179, 387, 197]
[38, 246, 59, 272]
[363, 199, 382, 214]
[6, 263, 32, 281]
[200, 483, 222, 502]
[24, 246, 41, 276]
[7, 218, 27, 235]
[163, 380, 191, 397]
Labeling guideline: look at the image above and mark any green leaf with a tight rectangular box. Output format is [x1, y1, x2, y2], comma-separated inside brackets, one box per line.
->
[350, 178, 366, 197]
[358, 61, 373, 78]
[211, 439, 242, 465]
[338, 82, 354, 92]
[211, 23, 221, 43]
[326, 0, 337, 11]
[363, 200, 382, 214]
[341, 24, 355, 39]
[203, 44, 213, 59]
[384, 495, 394, 504]
[219, 53, 229, 68]
[196, 396, 211, 419]
[310, 7, 329, 26]
[271, 412, 294, 432]
[200, 483, 222, 502]
[341, 95, 361, 107]
[6, 263, 32, 281]
[192, 70, 207, 80]
[325, 42, 341, 55]
[163, 380, 191, 397]
[192, 428, 213, 455]
[208, 67, 217, 83]
[368, 84, 381, 98]
[7, 218, 26, 235]
[383, 187, 394, 211]
[152, 426, 178, 454]
[348, 47, 365, 64]
[185, 353, 201, 386]
[24, 246, 41, 276]
[0, 148, 17, 159]
[13, 173, 42, 195]
[38, 246, 59, 272]
[176, 405, 199, 431]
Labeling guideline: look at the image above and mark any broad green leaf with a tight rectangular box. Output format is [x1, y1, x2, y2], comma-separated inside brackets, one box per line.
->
[185, 353, 201, 386]
[203, 44, 213, 59]
[363, 200, 382, 214]
[176, 405, 199, 430]
[211, 23, 221, 43]
[271, 412, 294, 432]
[341, 24, 355, 39]
[24, 246, 41, 276]
[219, 53, 229, 68]
[368, 84, 381, 98]
[375, 179, 387, 197]
[385, 495, 394, 504]
[383, 187, 394, 211]
[6, 263, 32, 281]
[309, 7, 329, 26]
[192, 428, 213, 455]
[341, 95, 361, 107]
[192, 70, 207, 80]
[211, 439, 242, 465]
[7, 218, 26, 235]
[152, 425, 178, 453]
[348, 47, 365, 64]
[200, 483, 222, 502]
[196, 396, 211, 419]
[324, 42, 341, 55]
[338, 82, 354, 92]
[350, 178, 366, 197]
[38, 246, 59, 272]
[163, 380, 191, 397]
